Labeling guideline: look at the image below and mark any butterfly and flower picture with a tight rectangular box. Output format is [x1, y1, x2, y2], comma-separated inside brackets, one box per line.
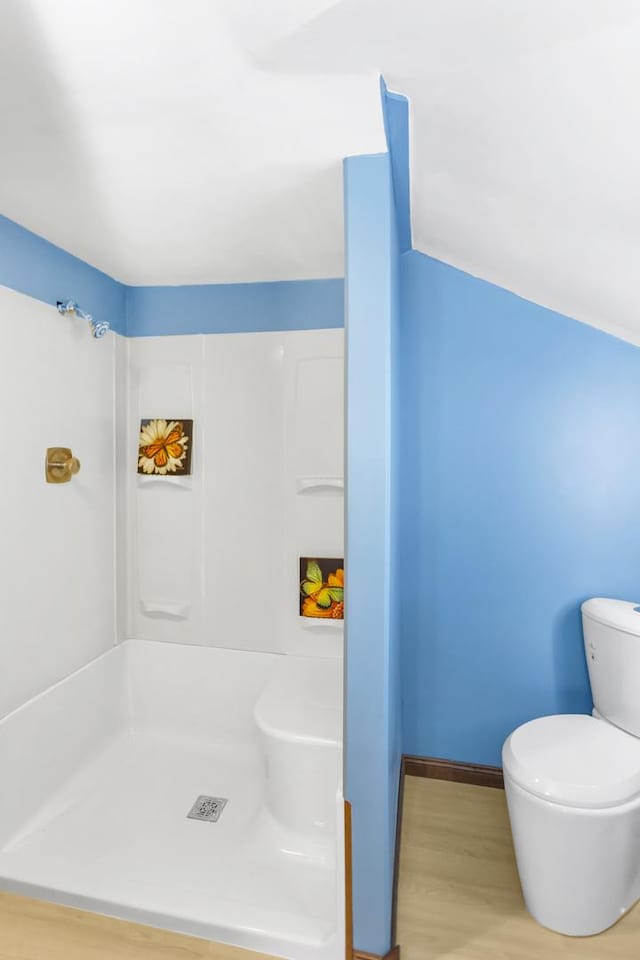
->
[299, 558, 344, 619]
[137, 418, 193, 476]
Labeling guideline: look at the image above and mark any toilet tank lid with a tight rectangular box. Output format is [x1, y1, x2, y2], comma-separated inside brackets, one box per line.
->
[502, 715, 640, 809]
[582, 598, 640, 636]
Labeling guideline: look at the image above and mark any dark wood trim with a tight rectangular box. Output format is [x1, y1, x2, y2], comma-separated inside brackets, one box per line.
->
[390, 762, 404, 946]
[353, 948, 400, 960]
[345, 801, 354, 960]
[402, 754, 504, 789]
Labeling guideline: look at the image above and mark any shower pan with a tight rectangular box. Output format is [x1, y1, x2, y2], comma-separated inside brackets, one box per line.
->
[0, 640, 344, 960]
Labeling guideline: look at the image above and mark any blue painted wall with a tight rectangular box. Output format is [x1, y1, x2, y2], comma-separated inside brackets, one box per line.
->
[344, 150, 402, 956]
[400, 249, 640, 766]
[0, 214, 343, 336]
[126, 278, 343, 336]
[0, 214, 126, 334]
[385, 84, 404, 952]
[380, 78, 411, 254]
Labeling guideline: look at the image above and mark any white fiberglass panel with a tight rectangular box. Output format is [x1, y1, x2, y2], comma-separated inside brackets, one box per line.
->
[0, 285, 116, 718]
[126, 329, 344, 659]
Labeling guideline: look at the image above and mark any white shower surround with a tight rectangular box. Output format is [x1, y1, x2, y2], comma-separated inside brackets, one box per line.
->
[0, 287, 346, 960]
[0, 285, 117, 719]
[123, 328, 345, 658]
[0, 640, 345, 960]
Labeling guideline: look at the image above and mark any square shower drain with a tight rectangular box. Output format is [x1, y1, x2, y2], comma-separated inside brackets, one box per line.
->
[186, 795, 228, 823]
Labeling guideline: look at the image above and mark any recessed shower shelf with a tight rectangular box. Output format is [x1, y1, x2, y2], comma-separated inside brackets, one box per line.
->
[295, 477, 344, 495]
[137, 474, 193, 490]
[140, 600, 190, 620]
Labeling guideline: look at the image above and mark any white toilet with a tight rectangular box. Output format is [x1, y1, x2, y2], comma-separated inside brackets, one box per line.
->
[503, 598, 640, 936]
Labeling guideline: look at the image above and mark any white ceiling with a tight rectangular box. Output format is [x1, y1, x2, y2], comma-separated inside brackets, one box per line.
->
[0, 0, 384, 285]
[3, 1, 640, 344]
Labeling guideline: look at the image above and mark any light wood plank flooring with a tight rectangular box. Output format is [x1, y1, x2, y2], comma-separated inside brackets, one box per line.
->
[397, 776, 640, 959]
[0, 893, 276, 960]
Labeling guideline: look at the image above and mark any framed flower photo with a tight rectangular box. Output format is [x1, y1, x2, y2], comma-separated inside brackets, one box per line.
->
[299, 558, 344, 620]
[137, 418, 193, 476]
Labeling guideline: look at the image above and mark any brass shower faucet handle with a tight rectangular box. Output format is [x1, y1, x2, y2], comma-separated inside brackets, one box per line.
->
[45, 448, 81, 484]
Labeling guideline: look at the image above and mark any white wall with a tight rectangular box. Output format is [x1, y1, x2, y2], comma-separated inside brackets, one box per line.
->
[125, 329, 344, 657]
[0, 285, 116, 718]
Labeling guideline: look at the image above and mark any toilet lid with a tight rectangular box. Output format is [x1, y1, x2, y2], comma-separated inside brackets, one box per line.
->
[502, 715, 640, 808]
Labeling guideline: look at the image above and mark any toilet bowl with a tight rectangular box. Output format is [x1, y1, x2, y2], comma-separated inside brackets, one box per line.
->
[503, 598, 640, 936]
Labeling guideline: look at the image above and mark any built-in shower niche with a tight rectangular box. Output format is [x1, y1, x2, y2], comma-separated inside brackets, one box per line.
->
[0, 640, 344, 960]
[128, 350, 201, 643]
[136, 480, 194, 627]
[286, 347, 345, 654]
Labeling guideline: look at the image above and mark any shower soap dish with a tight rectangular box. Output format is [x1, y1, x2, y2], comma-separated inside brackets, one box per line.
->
[137, 474, 193, 489]
[140, 600, 190, 620]
[296, 477, 344, 494]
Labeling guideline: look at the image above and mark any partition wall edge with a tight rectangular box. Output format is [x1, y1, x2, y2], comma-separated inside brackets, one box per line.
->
[343, 145, 402, 958]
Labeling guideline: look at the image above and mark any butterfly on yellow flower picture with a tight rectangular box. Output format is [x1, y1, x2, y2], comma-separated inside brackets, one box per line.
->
[299, 558, 344, 620]
[137, 419, 193, 476]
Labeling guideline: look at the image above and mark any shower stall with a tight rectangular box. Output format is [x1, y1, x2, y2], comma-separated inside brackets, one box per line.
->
[0, 288, 345, 960]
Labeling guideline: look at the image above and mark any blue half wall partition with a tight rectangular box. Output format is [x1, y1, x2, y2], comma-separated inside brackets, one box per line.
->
[380, 78, 411, 254]
[399, 249, 640, 766]
[344, 149, 402, 956]
[0, 214, 126, 334]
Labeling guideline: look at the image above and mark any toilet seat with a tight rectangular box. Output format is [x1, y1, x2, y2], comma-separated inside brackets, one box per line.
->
[503, 714, 640, 809]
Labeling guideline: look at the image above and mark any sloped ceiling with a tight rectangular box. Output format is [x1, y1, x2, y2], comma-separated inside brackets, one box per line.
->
[3, 1, 640, 344]
[254, 0, 640, 344]
[0, 0, 384, 284]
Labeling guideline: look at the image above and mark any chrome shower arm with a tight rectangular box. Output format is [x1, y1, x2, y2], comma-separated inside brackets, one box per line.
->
[56, 300, 110, 339]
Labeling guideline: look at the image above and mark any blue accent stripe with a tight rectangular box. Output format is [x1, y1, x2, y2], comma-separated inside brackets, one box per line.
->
[0, 214, 343, 336]
[380, 77, 411, 253]
[126, 277, 344, 336]
[0, 214, 126, 335]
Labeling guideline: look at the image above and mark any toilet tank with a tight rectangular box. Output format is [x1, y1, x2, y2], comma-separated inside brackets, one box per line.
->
[582, 598, 640, 738]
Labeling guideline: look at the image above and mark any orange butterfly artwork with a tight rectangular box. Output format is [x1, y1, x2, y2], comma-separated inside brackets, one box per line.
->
[138, 419, 193, 476]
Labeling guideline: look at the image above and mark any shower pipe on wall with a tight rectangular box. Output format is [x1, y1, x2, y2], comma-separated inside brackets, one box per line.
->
[56, 300, 110, 339]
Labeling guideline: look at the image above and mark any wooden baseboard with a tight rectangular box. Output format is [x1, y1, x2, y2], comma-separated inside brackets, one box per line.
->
[353, 947, 400, 960]
[345, 801, 353, 960]
[403, 754, 504, 789]
[390, 761, 404, 945]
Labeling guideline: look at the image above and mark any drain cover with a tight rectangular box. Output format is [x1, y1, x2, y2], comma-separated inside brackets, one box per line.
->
[187, 795, 228, 823]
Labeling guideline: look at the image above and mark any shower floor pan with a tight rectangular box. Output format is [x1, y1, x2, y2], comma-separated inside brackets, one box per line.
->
[0, 641, 344, 960]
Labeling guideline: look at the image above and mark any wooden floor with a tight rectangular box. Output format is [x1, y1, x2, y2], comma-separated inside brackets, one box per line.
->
[397, 776, 640, 959]
[0, 893, 276, 960]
